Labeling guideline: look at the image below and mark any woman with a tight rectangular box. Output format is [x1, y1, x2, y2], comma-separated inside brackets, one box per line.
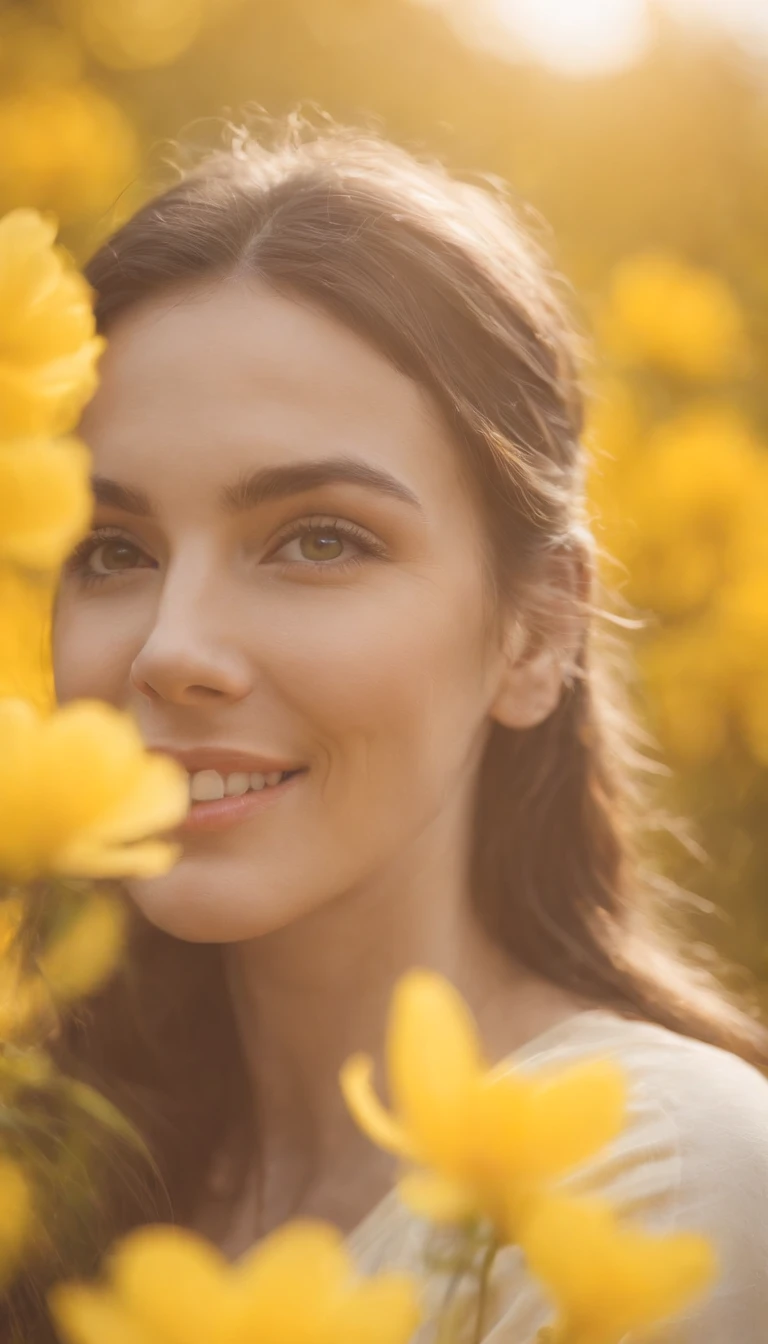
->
[19, 121, 768, 1340]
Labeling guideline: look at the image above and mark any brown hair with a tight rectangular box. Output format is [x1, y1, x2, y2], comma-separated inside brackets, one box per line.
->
[7, 115, 767, 1340]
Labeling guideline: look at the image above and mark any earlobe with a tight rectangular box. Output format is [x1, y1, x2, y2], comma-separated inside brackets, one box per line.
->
[490, 628, 566, 730]
[490, 541, 590, 730]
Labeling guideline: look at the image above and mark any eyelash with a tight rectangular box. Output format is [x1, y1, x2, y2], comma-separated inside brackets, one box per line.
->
[66, 517, 386, 586]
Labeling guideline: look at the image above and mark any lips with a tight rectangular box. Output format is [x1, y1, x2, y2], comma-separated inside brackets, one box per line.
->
[177, 765, 307, 834]
[148, 745, 307, 777]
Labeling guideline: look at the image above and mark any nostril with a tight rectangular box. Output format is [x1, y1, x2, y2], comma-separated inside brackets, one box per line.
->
[188, 685, 227, 700]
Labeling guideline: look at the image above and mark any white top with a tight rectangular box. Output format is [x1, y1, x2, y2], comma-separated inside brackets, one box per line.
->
[346, 1008, 768, 1342]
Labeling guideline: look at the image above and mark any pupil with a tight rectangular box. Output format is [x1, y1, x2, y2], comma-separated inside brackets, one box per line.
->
[102, 540, 136, 570]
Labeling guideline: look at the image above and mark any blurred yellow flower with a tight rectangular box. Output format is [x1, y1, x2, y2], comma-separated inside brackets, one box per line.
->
[341, 970, 627, 1240]
[0, 897, 56, 1042]
[38, 889, 127, 1002]
[0, 208, 105, 436]
[0, 887, 126, 1045]
[604, 404, 766, 617]
[0, 566, 55, 711]
[0, 436, 91, 570]
[0, 85, 139, 226]
[66, 0, 204, 71]
[49, 1220, 421, 1344]
[600, 251, 749, 380]
[642, 630, 729, 764]
[523, 1190, 716, 1344]
[0, 1155, 33, 1287]
[0, 699, 188, 881]
[0, 11, 83, 91]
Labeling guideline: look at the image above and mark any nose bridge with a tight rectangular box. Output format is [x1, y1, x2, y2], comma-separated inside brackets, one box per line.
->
[132, 543, 251, 702]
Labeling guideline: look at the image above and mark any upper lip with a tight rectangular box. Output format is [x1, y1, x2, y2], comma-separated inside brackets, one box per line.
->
[147, 746, 307, 775]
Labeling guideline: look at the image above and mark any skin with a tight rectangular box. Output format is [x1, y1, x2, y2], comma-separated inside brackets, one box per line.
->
[54, 276, 596, 1249]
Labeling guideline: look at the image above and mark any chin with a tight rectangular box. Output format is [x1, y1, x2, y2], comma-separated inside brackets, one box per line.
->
[126, 853, 309, 944]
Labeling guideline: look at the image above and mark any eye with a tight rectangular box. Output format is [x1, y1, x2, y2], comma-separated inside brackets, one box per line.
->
[67, 528, 156, 582]
[268, 518, 386, 570]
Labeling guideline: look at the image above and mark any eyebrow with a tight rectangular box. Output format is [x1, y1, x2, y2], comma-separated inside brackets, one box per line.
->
[90, 457, 423, 520]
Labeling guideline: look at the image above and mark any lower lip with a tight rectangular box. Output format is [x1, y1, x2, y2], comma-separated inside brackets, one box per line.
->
[179, 770, 307, 834]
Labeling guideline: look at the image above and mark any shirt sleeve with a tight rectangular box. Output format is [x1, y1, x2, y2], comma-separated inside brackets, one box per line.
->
[482, 1027, 768, 1343]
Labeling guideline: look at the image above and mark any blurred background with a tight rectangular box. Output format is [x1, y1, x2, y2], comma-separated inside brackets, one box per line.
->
[1, 0, 767, 1008]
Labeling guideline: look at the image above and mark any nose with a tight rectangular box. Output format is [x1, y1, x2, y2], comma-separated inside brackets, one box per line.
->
[130, 574, 254, 708]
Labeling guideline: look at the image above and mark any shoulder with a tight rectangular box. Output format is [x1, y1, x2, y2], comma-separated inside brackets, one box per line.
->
[501, 1011, 768, 1341]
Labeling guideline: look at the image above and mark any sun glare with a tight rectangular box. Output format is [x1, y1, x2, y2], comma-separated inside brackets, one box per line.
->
[493, 0, 651, 75]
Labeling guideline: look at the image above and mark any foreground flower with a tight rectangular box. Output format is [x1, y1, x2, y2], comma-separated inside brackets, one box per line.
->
[0, 887, 128, 1041]
[0, 566, 55, 710]
[49, 1220, 421, 1344]
[0, 699, 188, 880]
[0, 436, 91, 569]
[0, 209, 105, 437]
[525, 1191, 717, 1344]
[340, 970, 627, 1240]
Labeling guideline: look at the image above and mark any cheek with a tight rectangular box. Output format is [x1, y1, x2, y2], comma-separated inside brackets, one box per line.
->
[267, 576, 490, 774]
[52, 591, 147, 706]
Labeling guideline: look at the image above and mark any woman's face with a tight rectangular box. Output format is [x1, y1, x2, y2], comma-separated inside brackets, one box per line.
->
[54, 276, 511, 942]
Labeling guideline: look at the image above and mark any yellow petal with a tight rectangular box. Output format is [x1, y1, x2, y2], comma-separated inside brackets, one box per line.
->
[0, 207, 105, 437]
[0, 436, 91, 570]
[340, 1054, 415, 1158]
[520, 1192, 717, 1337]
[523, 1059, 628, 1179]
[57, 839, 182, 879]
[77, 752, 190, 847]
[0, 699, 187, 880]
[333, 1274, 422, 1344]
[237, 1220, 350, 1340]
[0, 566, 55, 710]
[388, 970, 482, 1168]
[38, 889, 126, 1001]
[48, 1283, 160, 1344]
[397, 1169, 478, 1225]
[110, 1225, 238, 1344]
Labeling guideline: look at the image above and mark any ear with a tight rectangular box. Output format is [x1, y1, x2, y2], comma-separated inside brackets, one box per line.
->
[489, 540, 591, 731]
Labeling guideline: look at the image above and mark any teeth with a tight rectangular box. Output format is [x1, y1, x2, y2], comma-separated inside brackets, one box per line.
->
[189, 768, 297, 802]
[190, 769, 225, 802]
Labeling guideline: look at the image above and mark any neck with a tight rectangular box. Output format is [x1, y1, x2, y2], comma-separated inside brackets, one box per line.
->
[214, 810, 587, 1244]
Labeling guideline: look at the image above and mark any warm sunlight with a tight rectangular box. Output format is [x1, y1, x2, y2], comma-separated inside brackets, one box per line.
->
[491, 0, 768, 72]
[494, 0, 650, 74]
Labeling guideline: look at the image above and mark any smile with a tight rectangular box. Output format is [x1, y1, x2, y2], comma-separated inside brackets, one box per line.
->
[180, 768, 307, 834]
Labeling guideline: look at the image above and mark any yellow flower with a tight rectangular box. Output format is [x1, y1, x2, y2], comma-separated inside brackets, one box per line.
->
[0, 436, 91, 570]
[0, 890, 127, 1041]
[49, 1220, 421, 1344]
[0, 898, 55, 1042]
[38, 888, 127, 1002]
[620, 404, 765, 616]
[0, 566, 55, 711]
[340, 970, 627, 1240]
[0, 208, 105, 437]
[0, 86, 139, 227]
[0, 699, 189, 881]
[0, 1155, 33, 1286]
[599, 251, 749, 380]
[521, 1189, 717, 1344]
[70, 0, 204, 71]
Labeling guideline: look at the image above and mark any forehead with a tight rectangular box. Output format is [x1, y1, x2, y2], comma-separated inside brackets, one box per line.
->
[79, 277, 466, 509]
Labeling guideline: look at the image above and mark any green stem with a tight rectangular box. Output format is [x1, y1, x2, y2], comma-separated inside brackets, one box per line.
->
[471, 1238, 498, 1344]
